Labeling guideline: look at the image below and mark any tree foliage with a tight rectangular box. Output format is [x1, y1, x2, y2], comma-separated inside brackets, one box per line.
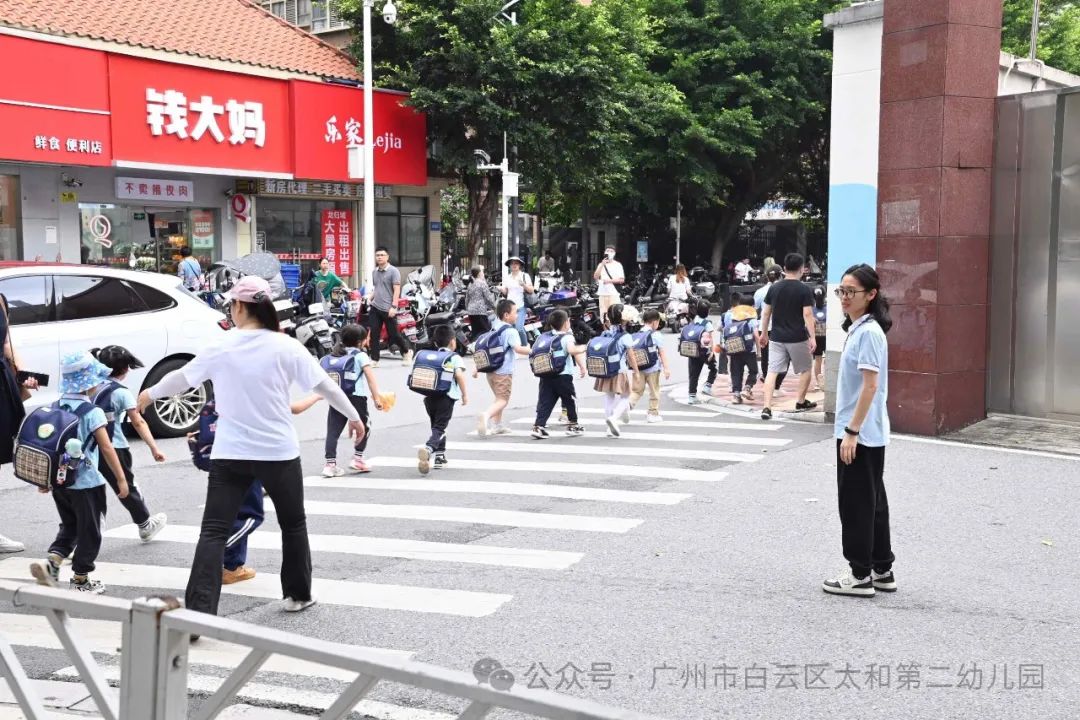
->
[1002, 0, 1080, 75]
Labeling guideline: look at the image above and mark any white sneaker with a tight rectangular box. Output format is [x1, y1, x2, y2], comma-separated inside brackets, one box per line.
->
[620, 409, 631, 424]
[0, 535, 25, 554]
[822, 570, 875, 597]
[417, 447, 431, 475]
[283, 596, 317, 613]
[402, 350, 414, 365]
[491, 424, 511, 436]
[138, 513, 167, 543]
[647, 414, 663, 424]
[871, 570, 897, 592]
[322, 463, 345, 478]
[773, 388, 787, 397]
[476, 415, 489, 437]
[605, 416, 621, 438]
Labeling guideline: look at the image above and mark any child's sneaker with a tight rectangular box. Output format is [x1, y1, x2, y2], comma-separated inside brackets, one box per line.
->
[322, 463, 345, 478]
[70, 577, 106, 594]
[139, 513, 167, 543]
[434, 454, 448, 469]
[476, 414, 490, 437]
[565, 424, 585, 437]
[620, 409, 631, 424]
[687, 395, 700, 405]
[46, 553, 62, 583]
[492, 425, 512, 436]
[646, 413, 663, 424]
[702, 383, 713, 396]
[822, 570, 874, 597]
[222, 566, 256, 584]
[558, 409, 570, 425]
[732, 393, 743, 405]
[605, 416, 621, 438]
[742, 388, 754, 401]
[350, 458, 371, 473]
[531, 425, 550, 440]
[283, 596, 317, 613]
[417, 447, 431, 475]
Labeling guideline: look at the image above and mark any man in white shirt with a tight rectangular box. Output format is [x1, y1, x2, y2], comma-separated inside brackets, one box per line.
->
[593, 245, 625, 316]
[734, 257, 752, 283]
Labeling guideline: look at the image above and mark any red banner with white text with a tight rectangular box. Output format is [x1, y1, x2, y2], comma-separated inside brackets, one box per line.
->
[320, 209, 353, 278]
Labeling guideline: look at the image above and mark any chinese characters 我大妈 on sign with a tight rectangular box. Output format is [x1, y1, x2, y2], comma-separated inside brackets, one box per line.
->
[321, 209, 353, 278]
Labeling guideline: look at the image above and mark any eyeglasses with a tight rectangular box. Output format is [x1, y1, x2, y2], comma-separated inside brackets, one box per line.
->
[834, 287, 869, 299]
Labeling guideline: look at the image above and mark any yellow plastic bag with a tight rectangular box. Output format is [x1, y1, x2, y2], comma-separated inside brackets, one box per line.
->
[377, 391, 396, 412]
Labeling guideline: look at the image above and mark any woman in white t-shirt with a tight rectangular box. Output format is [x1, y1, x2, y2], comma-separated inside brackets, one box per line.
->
[499, 256, 534, 344]
[668, 264, 692, 302]
[593, 246, 625, 317]
[139, 276, 364, 618]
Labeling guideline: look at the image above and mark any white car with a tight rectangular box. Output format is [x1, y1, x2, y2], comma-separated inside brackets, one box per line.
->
[0, 263, 228, 437]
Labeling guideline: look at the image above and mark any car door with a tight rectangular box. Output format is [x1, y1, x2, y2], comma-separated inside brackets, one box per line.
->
[52, 274, 167, 391]
[0, 274, 58, 408]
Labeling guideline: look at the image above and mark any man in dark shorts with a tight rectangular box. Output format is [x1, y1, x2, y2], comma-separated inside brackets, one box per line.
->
[758, 253, 818, 420]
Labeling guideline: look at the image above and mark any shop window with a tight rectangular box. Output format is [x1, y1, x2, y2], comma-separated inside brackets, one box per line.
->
[54, 275, 147, 322]
[256, 197, 352, 277]
[376, 196, 428, 266]
[0, 275, 49, 325]
[79, 205, 218, 276]
[0, 176, 22, 261]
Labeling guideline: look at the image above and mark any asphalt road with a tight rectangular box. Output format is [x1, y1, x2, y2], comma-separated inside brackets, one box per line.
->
[0, 334, 1076, 720]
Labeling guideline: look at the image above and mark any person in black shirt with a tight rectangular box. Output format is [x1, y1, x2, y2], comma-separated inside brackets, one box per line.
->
[758, 253, 818, 420]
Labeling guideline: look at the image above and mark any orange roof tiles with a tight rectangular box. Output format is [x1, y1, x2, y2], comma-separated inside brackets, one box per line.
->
[0, 0, 360, 80]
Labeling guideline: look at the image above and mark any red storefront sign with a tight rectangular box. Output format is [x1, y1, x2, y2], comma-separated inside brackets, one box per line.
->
[320, 209, 353, 277]
[291, 81, 427, 185]
[108, 55, 292, 176]
[0, 36, 112, 166]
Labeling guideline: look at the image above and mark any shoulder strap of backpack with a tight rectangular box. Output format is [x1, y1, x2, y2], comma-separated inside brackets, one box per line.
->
[72, 402, 100, 456]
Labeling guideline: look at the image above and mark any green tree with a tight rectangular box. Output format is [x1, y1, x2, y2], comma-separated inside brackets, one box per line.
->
[608, 0, 837, 268]
[342, 0, 661, 262]
[1002, 0, 1080, 75]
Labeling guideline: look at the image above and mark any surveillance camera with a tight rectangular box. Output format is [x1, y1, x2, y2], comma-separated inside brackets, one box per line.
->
[382, 0, 397, 24]
[224, 189, 235, 197]
[474, 149, 491, 167]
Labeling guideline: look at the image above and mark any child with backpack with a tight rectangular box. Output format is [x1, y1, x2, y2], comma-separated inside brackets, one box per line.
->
[586, 304, 640, 438]
[409, 324, 468, 474]
[320, 324, 385, 477]
[474, 299, 530, 436]
[681, 300, 717, 405]
[90, 346, 168, 542]
[529, 309, 586, 439]
[29, 351, 131, 593]
[812, 286, 827, 391]
[717, 294, 760, 405]
[629, 308, 670, 422]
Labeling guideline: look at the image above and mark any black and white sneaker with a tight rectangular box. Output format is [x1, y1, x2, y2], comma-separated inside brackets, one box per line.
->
[822, 570, 875, 597]
[565, 424, 585, 437]
[761, 407, 773, 421]
[434, 454, 448, 469]
[795, 400, 818, 411]
[71, 578, 106, 594]
[531, 425, 550, 440]
[872, 570, 897, 592]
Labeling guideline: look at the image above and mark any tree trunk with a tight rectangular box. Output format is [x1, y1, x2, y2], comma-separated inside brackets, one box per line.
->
[465, 174, 497, 267]
[709, 211, 743, 271]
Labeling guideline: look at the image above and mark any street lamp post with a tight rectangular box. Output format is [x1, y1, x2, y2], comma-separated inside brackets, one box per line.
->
[476, 134, 517, 278]
[354, 0, 397, 293]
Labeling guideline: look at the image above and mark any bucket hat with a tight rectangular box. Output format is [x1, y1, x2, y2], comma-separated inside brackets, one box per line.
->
[60, 351, 113, 395]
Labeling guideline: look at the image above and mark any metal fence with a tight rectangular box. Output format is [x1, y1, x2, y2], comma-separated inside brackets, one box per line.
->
[0, 569, 663, 720]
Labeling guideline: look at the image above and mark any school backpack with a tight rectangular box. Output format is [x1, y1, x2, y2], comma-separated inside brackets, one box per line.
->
[92, 379, 123, 422]
[585, 328, 626, 379]
[679, 323, 711, 359]
[472, 325, 513, 373]
[630, 330, 659, 371]
[188, 400, 218, 472]
[320, 352, 360, 395]
[408, 349, 457, 396]
[723, 319, 757, 355]
[813, 307, 827, 337]
[529, 331, 569, 377]
[13, 401, 98, 490]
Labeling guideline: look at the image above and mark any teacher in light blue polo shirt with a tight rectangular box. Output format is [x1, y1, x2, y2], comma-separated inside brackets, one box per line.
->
[822, 263, 895, 599]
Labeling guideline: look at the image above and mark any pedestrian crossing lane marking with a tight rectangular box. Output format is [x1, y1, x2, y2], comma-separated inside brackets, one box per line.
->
[508, 417, 784, 431]
[265, 499, 643, 533]
[0, 613, 410, 681]
[0, 559, 510, 617]
[304, 476, 693, 503]
[573, 407, 735, 419]
[436, 442, 761, 464]
[104, 524, 583, 570]
[373, 457, 725, 482]
[462, 429, 790, 446]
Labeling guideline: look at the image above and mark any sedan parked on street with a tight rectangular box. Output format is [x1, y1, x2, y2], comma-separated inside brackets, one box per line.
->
[0, 263, 228, 437]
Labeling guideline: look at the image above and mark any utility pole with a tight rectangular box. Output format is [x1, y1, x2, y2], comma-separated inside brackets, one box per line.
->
[675, 186, 682, 266]
[510, 144, 520, 258]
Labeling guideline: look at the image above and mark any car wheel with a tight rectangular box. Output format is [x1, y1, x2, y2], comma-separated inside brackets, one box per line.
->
[142, 358, 211, 438]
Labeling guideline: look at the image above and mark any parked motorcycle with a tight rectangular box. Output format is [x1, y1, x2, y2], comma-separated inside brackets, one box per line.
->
[664, 295, 695, 334]
[689, 266, 717, 303]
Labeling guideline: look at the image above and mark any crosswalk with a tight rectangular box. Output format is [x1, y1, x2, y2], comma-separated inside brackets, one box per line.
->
[1, 394, 806, 717]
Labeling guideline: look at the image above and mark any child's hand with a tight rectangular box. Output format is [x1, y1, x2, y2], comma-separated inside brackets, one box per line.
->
[374, 398, 384, 411]
[579, 368, 586, 378]
[664, 369, 671, 380]
[117, 481, 130, 499]
[153, 449, 166, 463]
[472, 369, 479, 379]
[460, 396, 468, 406]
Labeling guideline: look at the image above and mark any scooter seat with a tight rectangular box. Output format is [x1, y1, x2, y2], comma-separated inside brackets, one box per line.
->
[425, 311, 455, 326]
